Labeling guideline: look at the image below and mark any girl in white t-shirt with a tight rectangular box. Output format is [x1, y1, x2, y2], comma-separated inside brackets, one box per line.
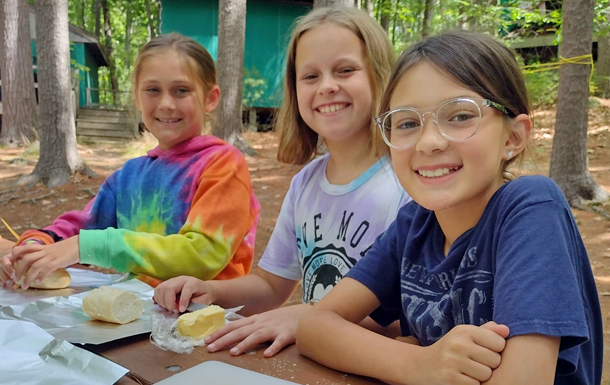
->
[154, 6, 409, 357]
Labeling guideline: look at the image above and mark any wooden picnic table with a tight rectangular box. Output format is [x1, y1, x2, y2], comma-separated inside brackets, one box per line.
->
[116, 377, 141, 385]
[1, 278, 384, 384]
[84, 333, 384, 385]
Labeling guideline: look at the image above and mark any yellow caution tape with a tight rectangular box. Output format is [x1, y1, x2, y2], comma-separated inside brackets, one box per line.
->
[521, 54, 594, 85]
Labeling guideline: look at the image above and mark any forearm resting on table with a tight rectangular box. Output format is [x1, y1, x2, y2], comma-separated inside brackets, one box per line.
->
[360, 317, 402, 339]
[212, 268, 299, 316]
[297, 308, 422, 384]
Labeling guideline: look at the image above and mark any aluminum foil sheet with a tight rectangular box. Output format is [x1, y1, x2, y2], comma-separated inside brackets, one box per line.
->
[0, 319, 128, 384]
[0, 279, 163, 344]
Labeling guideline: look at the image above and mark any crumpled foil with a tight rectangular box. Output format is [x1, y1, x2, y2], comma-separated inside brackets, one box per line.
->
[0, 280, 159, 344]
[0, 320, 128, 385]
[150, 305, 244, 354]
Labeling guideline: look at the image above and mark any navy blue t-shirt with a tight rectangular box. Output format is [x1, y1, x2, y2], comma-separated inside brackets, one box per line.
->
[348, 176, 602, 385]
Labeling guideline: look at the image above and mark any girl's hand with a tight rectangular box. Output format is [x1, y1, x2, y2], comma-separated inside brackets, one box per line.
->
[154, 276, 215, 313]
[0, 238, 16, 287]
[11, 236, 80, 289]
[205, 304, 310, 358]
[415, 321, 509, 385]
[0, 238, 14, 256]
[0, 253, 17, 288]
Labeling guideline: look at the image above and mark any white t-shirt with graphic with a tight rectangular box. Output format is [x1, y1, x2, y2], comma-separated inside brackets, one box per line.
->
[257, 153, 410, 303]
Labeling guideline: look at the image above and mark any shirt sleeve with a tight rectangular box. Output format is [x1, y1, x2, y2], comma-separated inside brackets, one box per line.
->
[79, 147, 258, 281]
[256, 175, 301, 281]
[493, 199, 591, 376]
[346, 214, 403, 327]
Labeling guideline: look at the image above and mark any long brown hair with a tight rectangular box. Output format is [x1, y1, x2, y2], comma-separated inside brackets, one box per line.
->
[275, 6, 395, 165]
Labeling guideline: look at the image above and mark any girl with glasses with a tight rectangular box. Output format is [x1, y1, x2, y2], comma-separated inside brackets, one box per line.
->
[297, 30, 602, 385]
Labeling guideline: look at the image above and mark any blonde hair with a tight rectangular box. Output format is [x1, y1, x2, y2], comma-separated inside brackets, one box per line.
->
[275, 6, 395, 165]
[132, 33, 217, 125]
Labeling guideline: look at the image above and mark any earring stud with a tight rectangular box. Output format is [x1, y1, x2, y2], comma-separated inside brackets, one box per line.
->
[506, 150, 513, 159]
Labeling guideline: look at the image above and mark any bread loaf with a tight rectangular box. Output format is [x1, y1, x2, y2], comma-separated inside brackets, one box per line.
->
[177, 305, 226, 338]
[82, 286, 143, 324]
[17, 268, 71, 289]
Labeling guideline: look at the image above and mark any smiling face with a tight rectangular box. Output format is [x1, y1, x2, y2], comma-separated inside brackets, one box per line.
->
[135, 50, 219, 150]
[389, 61, 512, 216]
[294, 24, 373, 149]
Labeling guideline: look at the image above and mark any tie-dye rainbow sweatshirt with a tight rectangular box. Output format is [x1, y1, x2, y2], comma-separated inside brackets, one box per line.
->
[17, 135, 260, 284]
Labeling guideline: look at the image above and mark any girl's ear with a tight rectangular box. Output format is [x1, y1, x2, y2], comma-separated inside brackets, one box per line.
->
[504, 113, 532, 160]
[205, 85, 221, 113]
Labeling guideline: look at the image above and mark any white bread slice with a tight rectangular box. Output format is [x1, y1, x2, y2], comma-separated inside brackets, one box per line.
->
[17, 268, 71, 289]
[177, 305, 226, 338]
[82, 286, 143, 324]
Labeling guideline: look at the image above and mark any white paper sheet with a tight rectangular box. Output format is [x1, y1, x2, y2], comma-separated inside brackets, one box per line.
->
[0, 320, 128, 385]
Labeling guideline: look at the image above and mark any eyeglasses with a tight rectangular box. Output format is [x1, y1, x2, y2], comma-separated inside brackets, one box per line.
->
[375, 98, 511, 150]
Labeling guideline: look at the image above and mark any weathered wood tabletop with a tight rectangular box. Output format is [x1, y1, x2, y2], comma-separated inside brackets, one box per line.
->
[84, 333, 384, 385]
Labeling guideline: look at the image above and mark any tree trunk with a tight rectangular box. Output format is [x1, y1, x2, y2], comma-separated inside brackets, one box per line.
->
[101, 0, 120, 106]
[422, 0, 434, 38]
[466, 0, 482, 31]
[144, 0, 157, 39]
[0, 0, 38, 146]
[378, 0, 390, 33]
[21, 0, 93, 189]
[597, 9, 610, 97]
[365, 0, 373, 17]
[213, 0, 256, 156]
[125, 1, 133, 69]
[92, 0, 101, 40]
[390, 0, 397, 46]
[549, 0, 608, 205]
[77, 0, 85, 28]
[314, 0, 355, 7]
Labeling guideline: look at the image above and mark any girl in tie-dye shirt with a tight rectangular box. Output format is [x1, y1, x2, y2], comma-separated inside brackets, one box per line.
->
[1, 34, 260, 289]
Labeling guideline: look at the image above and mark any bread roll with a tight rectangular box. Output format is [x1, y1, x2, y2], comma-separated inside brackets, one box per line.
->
[177, 305, 226, 338]
[82, 286, 143, 324]
[17, 268, 71, 289]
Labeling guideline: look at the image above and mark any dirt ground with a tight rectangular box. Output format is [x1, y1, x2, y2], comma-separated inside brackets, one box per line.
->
[1, 103, 610, 382]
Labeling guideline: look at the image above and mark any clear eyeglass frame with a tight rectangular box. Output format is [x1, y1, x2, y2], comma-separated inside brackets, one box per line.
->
[375, 97, 510, 150]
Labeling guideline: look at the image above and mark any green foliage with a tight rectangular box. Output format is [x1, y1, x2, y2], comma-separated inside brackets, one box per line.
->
[594, 0, 610, 36]
[61, 0, 606, 113]
[374, 0, 564, 50]
[370, 0, 609, 111]
[67, 0, 160, 106]
[242, 68, 268, 108]
[373, 0, 607, 54]
[523, 67, 559, 109]
[592, 69, 610, 98]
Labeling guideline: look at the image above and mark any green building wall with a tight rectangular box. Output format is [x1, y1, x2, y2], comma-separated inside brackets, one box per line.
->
[161, 0, 311, 108]
[32, 41, 100, 107]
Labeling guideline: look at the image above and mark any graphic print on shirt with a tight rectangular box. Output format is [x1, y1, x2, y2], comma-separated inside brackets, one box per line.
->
[298, 210, 370, 303]
[400, 247, 494, 345]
